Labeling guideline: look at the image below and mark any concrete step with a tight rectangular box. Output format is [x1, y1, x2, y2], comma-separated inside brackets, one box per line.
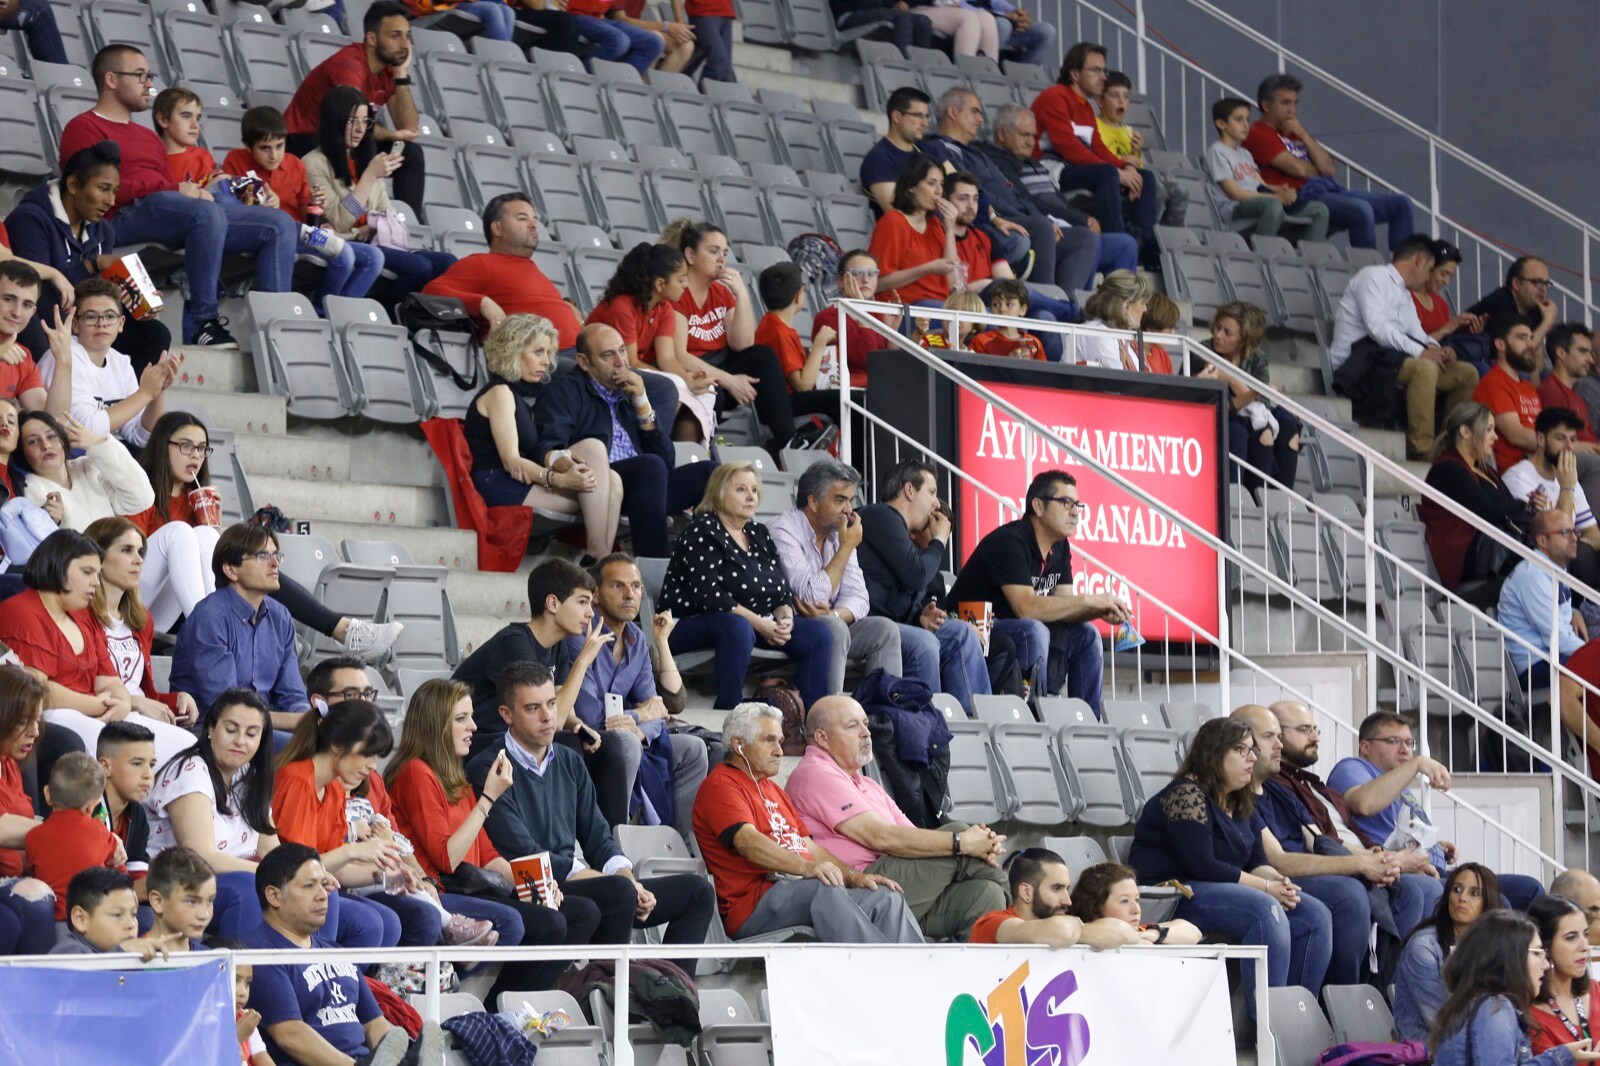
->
[250, 474, 449, 528]
[736, 64, 859, 107]
[297, 519, 479, 570]
[446, 566, 535, 619]
[170, 386, 285, 436]
[171, 346, 257, 394]
[286, 424, 446, 490]
[1375, 460, 1429, 500]
[456, 612, 507, 658]
[234, 431, 352, 482]
[729, 41, 793, 75]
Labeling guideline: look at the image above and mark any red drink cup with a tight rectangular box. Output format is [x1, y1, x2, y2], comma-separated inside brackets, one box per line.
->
[188, 485, 222, 526]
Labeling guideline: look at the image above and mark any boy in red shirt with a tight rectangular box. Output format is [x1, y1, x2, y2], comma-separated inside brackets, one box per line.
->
[969, 279, 1047, 360]
[0, 259, 67, 411]
[25, 752, 125, 920]
[755, 262, 838, 423]
[221, 106, 384, 310]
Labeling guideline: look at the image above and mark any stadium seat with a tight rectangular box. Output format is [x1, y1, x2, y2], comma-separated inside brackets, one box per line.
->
[1167, 246, 1226, 323]
[733, 0, 787, 44]
[1042, 836, 1106, 884]
[417, 47, 488, 131]
[568, 245, 624, 316]
[1217, 251, 1276, 324]
[159, 6, 237, 91]
[457, 132, 525, 214]
[0, 76, 53, 179]
[614, 824, 704, 879]
[555, 222, 614, 252]
[228, 19, 299, 107]
[716, 100, 782, 167]
[710, 445, 792, 519]
[1313, 492, 1371, 603]
[910, 46, 967, 102]
[770, 108, 838, 174]
[278, 533, 394, 663]
[1298, 241, 1345, 265]
[82, 1, 165, 79]
[324, 297, 431, 424]
[410, 117, 469, 219]
[480, 55, 553, 147]
[945, 725, 1010, 824]
[762, 181, 825, 244]
[707, 173, 776, 248]
[820, 192, 874, 249]
[1308, 420, 1366, 502]
[1266, 986, 1337, 1066]
[408, 306, 488, 421]
[1376, 519, 1436, 604]
[1056, 723, 1137, 826]
[1265, 254, 1321, 334]
[545, 67, 610, 144]
[1265, 487, 1346, 601]
[291, 27, 356, 84]
[1160, 701, 1216, 735]
[787, 0, 883, 52]
[855, 39, 917, 115]
[1346, 246, 1386, 270]
[1119, 727, 1184, 808]
[697, 988, 773, 1066]
[1100, 699, 1164, 732]
[1323, 984, 1396, 1046]
[343, 540, 461, 671]
[992, 722, 1071, 825]
[971, 693, 1035, 727]
[426, 205, 487, 261]
[592, 59, 667, 150]
[1036, 696, 1096, 730]
[524, 148, 596, 234]
[585, 157, 658, 245]
[497, 990, 607, 1065]
[247, 292, 355, 421]
[645, 167, 710, 231]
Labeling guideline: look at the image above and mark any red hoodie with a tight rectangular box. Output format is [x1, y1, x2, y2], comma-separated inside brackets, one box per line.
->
[1030, 83, 1123, 167]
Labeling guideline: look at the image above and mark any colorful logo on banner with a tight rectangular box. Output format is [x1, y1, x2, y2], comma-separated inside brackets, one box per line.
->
[945, 961, 1090, 1066]
[954, 382, 1221, 642]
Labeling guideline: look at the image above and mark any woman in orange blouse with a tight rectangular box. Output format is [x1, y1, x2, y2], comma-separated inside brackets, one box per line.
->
[868, 157, 959, 306]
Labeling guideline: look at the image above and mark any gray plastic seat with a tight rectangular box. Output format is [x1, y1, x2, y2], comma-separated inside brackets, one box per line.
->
[418, 48, 488, 130]
[228, 19, 299, 105]
[555, 222, 612, 251]
[1266, 986, 1337, 1066]
[658, 89, 723, 156]
[83, 0, 165, 78]
[1041, 835, 1107, 883]
[709, 445, 792, 519]
[771, 109, 837, 173]
[646, 168, 709, 232]
[496, 990, 606, 1066]
[278, 533, 394, 662]
[821, 115, 876, 181]
[160, 7, 237, 90]
[247, 292, 353, 421]
[458, 137, 524, 213]
[37, 78, 95, 157]
[324, 297, 429, 424]
[206, 427, 252, 526]
[716, 100, 781, 166]
[1119, 727, 1184, 808]
[1267, 254, 1321, 334]
[787, 0, 878, 51]
[1313, 491, 1370, 604]
[342, 540, 460, 671]
[1057, 723, 1136, 826]
[601, 76, 666, 150]
[1313, 260, 1356, 333]
[524, 150, 594, 232]
[707, 174, 775, 248]
[409, 314, 487, 421]
[1160, 701, 1216, 735]
[992, 722, 1069, 825]
[570, 246, 625, 316]
[1036, 696, 1096, 730]
[410, 118, 467, 217]
[586, 159, 656, 242]
[1266, 487, 1346, 600]
[1168, 246, 1226, 323]
[1218, 251, 1276, 324]
[971, 693, 1034, 728]
[1101, 699, 1164, 732]
[821, 192, 874, 250]
[946, 726, 1009, 824]
[697, 988, 772, 1066]
[0, 76, 51, 179]
[855, 39, 916, 114]
[763, 183, 823, 244]
[291, 27, 355, 83]
[480, 57, 552, 146]
[546, 68, 609, 142]
[426, 205, 487, 261]
[1323, 984, 1396, 1045]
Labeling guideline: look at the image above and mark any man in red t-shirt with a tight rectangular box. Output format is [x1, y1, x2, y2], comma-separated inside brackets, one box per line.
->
[690, 704, 924, 942]
[1473, 318, 1546, 472]
[969, 846, 1140, 945]
[1539, 324, 1600, 444]
[283, 1, 423, 208]
[1029, 41, 1156, 260]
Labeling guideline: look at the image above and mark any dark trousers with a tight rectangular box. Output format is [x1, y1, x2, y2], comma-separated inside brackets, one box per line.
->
[1228, 406, 1302, 494]
[471, 889, 592, 999]
[613, 451, 715, 558]
[669, 612, 833, 708]
[368, 889, 446, 947]
[561, 871, 715, 975]
[377, 246, 457, 307]
[271, 574, 342, 636]
[557, 728, 633, 828]
[286, 134, 427, 212]
[837, 8, 933, 55]
[22, 294, 172, 378]
[689, 15, 735, 83]
[705, 345, 797, 449]
[0, 0, 66, 63]
[514, 6, 584, 53]
[1056, 163, 1158, 258]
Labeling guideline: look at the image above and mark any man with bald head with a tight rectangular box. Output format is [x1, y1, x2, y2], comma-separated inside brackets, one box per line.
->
[1498, 506, 1591, 687]
[1551, 869, 1600, 942]
[785, 695, 1009, 940]
[533, 323, 716, 558]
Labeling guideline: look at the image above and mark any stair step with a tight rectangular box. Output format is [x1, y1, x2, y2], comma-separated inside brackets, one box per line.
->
[285, 424, 446, 490]
[171, 346, 257, 394]
[446, 566, 535, 619]
[737, 65, 858, 106]
[729, 41, 793, 75]
[296, 520, 479, 570]
[169, 386, 285, 436]
[250, 475, 449, 528]
[233, 431, 352, 482]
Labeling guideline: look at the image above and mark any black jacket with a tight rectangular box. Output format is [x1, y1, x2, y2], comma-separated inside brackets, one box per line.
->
[4, 179, 116, 286]
[531, 367, 672, 466]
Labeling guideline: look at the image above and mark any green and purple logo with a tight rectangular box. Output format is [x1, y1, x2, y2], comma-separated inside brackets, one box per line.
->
[945, 961, 1091, 1066]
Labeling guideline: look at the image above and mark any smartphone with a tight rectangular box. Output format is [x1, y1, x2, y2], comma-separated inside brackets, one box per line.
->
[388, 140, 406, 157]
[605, 692, 624, 719]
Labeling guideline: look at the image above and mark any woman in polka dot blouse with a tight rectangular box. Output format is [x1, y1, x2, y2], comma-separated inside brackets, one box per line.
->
[658, 462, 833, 709]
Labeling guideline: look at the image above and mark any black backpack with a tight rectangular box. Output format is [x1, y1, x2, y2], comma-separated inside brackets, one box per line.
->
[395, 293, 485, 393]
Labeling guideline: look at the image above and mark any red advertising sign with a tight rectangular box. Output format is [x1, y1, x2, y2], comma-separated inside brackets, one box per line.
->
[954, 382, 1222, 643]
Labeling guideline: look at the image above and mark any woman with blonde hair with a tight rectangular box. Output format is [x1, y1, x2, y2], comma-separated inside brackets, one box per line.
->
[469, 313, 622, 563]
[1076, 270, 1153, 369]
[1204, 300, 1302, 493]
[659, 461, 832, 709]
[386, 678, 579, 996]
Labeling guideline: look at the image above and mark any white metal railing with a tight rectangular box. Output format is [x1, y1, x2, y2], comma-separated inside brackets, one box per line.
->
[836, 299, 1600, 875]
[1033, 0, 1599, 321]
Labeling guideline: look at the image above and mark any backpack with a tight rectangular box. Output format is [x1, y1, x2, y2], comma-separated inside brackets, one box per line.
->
[396, 293, 486, 393]
[786, 233, 842, 302]
[754, 677, 807, 756]
[565, 959, 701, 1046]
[0, 497, 57, 567]
[1313, 1041, 1428, 1066]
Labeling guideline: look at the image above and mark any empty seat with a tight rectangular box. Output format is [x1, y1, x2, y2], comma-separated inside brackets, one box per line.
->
[292, 28, 356, 83]
[228, 20, 299, 105]
[247, 292, 354, 420]
[856, 39, 917, 114]
[1266, 254, 1320, 334]
[717, 100, 782, 166]
[707, 174, 774, 248]
[160, 7, 237, 90]
[0, 76, 52, 179]
[569, 246, 625, 316]
[1041, 835, 1107, 884]
[417, 48, 488, 130]
[1119, 727, 1184, 808]
[480, 57, 553, 146]
[1266, 487, 1346, 600]
[1036, 696, 1096, 730]
[1168, 247, 1225, 322]
[1101, 699, 1164, 732]
[1323, 984, 1396, 1046]
[1266, 986, 1337, 1066]
[646, 168, 709, 232]
[341, 540, 460, 670]
[83, 1, 165, 78]
[697, 989, 772, 1066]
[992, 722, 1069, 825]
[324, 297, 430, 424]
[945, 726, 1009, 826]
[820, 192, 874, 250]
[524, 149, 594, 232]
[1217, 251, 1275, 323]
[277, 533, 393, 662]
[970, 693, 1034, 727]
[545, 67, 609, 142]
[586, 158, 657, 243]
[1160, 701, 1216, 734]
[763, 182, 823, 244]
[207, 427, 253, 525]
[458, 136, 524, 213]
[426, 205, 487, 261]
[1057, 723, 1136, 826]
[770, 108, 837, 173]
[496, 990, 606, 1065]
[599, 73, 666, 151]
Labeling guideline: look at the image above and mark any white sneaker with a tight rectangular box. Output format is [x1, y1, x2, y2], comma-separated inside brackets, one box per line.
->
[300, 223, 347, 257]
[343, 618, 403, 662]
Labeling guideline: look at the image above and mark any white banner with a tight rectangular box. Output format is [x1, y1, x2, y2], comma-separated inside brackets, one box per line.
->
[766, 946, 1236, 1066]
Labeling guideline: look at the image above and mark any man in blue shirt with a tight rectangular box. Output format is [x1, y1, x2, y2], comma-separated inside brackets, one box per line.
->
[564, 553, 709, 841]
[1326, 711, 1545, 910]
[170, 523, 309, 737]
[245, 843, 444, 1065]
[1497, 507, 1590, 686]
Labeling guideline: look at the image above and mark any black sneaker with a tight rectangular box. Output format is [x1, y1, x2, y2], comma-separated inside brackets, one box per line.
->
[189, 317, 238, 349]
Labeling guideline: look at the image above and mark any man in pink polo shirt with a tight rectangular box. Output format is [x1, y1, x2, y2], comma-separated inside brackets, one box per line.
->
[785, 695, 1008, 941]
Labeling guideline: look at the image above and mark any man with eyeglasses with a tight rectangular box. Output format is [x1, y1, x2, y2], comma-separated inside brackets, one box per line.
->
[944, 469, 1129, 711]
[1328, 710, 1546, 912]
[171, 523, 312, 745]
[861, 87, 934, 216]
[1467, 256, 1560, 360]
[1497, 508, 1593, 687]
[58, 45, 300, 349]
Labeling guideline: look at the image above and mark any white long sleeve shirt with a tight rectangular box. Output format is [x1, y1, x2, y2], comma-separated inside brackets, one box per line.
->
[1328, 264, 1431, 371]
[38, 341, 152, 448]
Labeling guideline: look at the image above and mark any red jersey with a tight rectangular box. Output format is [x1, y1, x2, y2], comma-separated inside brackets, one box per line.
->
[272, 759, 349, 853]
[869, 211, 949, 305]
[953, 227, 994, 288]
[165, 145, 217, 186]
[26, 809, 122, 919]
[0, 589, 115, 696]
[1030, 83, 1122, 166]
[970, 329, 1045, 360]
[1240, 121, 1312, 191]
[386, 759, 500, 881]
[587, 294, 675, 363]
[285, 43, 399, 137]
[672, 281, 738, 357]
[691, 764, 812, 935]
[223, 148, 315, 221]
[1473, 364, 1542, 472]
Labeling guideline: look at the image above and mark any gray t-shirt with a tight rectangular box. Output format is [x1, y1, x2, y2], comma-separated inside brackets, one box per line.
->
[1207, 140, 1264, 190]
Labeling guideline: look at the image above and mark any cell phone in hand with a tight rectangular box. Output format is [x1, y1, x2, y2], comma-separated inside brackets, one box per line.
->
[605, 692, 624, 719]
[388, 140, 406, 157]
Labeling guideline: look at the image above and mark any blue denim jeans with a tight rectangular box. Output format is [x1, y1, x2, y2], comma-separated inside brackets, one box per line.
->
[376, 245, 456, 305]
[994, 17, 1055, 66]
[0, 0, 66, 64]
[992, 616, 1103, 710]
[898, 619, 991, 712]
[453, 0, 518, 38]
[1056, 163, 1158, 253]
[1296, 874, 1371, 987]
[311, 238, 385, 310]
[1175, 879, 1332, 1007]
[368, 890, 445, 948]
[669, 612, 833, 709]
[0, 876, 56, 954]
[689, 15, 734, 83]
[1300, 186, 1414, 251]
[1024, 287, 1083, 363]
[211, 871, 395, 947]
[572, 13, 664, 72]
[1393, 872, 1443, 937]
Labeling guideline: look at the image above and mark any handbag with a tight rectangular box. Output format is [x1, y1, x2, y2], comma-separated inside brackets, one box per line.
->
[396, 293, 486, 393]
[438, 862, 513, 899]
[367, 208, 410, 251]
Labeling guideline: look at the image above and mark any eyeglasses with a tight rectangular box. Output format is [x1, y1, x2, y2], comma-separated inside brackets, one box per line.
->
[1040, 496, 1087, 513]
[844, 268, 880, 280]
[1232, 743, 1259, 760]
[347, 115, 372, 129]
[1515, 275, 1552, 290]
[112, 70, 156, 83]
[1530, 947, 1550, 961]
[1367, 736, 1414, 749]
[249, 551, 286, 565]
[168, 441, 214, 458]
[331, 686, 380, 703]
[1543, 527, 1580, 539]
[1284, 723, 1321, 736]
[76, 311, 124, 326]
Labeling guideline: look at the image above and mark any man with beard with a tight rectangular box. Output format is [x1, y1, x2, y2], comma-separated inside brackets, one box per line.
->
[968, 847, 1140, 945]
[1328, 234, 1477, 459]
[1468, 256, 1560, 360]
[1474, 316, 1547, 472]
[283, 2, 425, 209]
[1502, 407, 1600, 587]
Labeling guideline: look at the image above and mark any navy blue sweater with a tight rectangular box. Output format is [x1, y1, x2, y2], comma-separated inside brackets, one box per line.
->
[466, 735, 622, 882]
[1129, 777, 1267, 884]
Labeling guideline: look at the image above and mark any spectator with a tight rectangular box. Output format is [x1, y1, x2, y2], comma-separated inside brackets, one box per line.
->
[1498, 509, 1589, 685]
[1031, 42, 1158, 265]
[1076, 270, 1150, 370]
[1234, 704, 1421, 988]
[970, 279, 1046, 361]
[659, 461, 832, 709]
[1327, 235, 1478, 460]
[809, 250, 897, 388]
[1529, 894, 1598, 1055]
[1393, 863, 1503, 1043]
[829, 0, 932, 57]
[1550, 869, 1600, 944]
[0, 261, 72, 413]
[1428, 911, 1600, 1064]
[565, 554, 707, 840]
[945, 469, 1126, 708]
[787, 695, 1007, 940]
[1205, 300, 1305, 492]
[1097, 71, 1185, 226]
[1503, 407, 1600, 587]
[1325, 711, 1458, 872]
[1420, 402, 1530, 594]
[223, 105, 385, 313]
[467, 662, 714, 970]
[692, 702, 924, 942]
[531, 323, 715, 559]
[1243, 73, 1414, 252]
[38, 279, 177, 449]
[59, 45, 304, 349]
[5, 140, 175, 375]
[1466, 256, 1560, 362]
[860, 88, 931, 214]
[424, 193, 582, 347]
[980, 103, 1139, 289]
[1558, 641, 1600, 783]
[969, 848, 1138, 946]
[0, 0, 66, 65]
[1139, 290, 1180, 374]
[242, 843, 446, 1065]
[0, 529, 192, 760]
[16, 409, 152, 529]
[168, 523, 311, 737]
[901, 0, 995, 57]
[1207, 97, 1328, 241]
[1413, 240, 1487, 366]
[1128, 717, 1332, 1002]
[450, 558, 632, 826]
[756, 262, 840, 422]
[1065, 861, 1203, 945]
[1474, 317, 1546, 473]
[385, 679, 581, 998]
[920, 289, 984, 351]
[509, 0, 584, 54]
[472, 313, 621, 562]
[856, 459, 990, 710]
[24, 752, 119, 921]
[991, 1, 1052, 65]
[1540, 325, 1600, 444]
[84, 517, 198, 728]
[49, 867, 157, 957]
[869, 158, 958, 307]
[283, 1, 424, 210]
[143, 846, 216, 952]
[673, 0, 735, 84]
[94, 720, 155, 890]
[566, 0, 670, 72]
[0, 667, 56, 954]
[403, 0, 519, 39]
[303, 86, 455, 305]
[770, 460, 899, 695]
